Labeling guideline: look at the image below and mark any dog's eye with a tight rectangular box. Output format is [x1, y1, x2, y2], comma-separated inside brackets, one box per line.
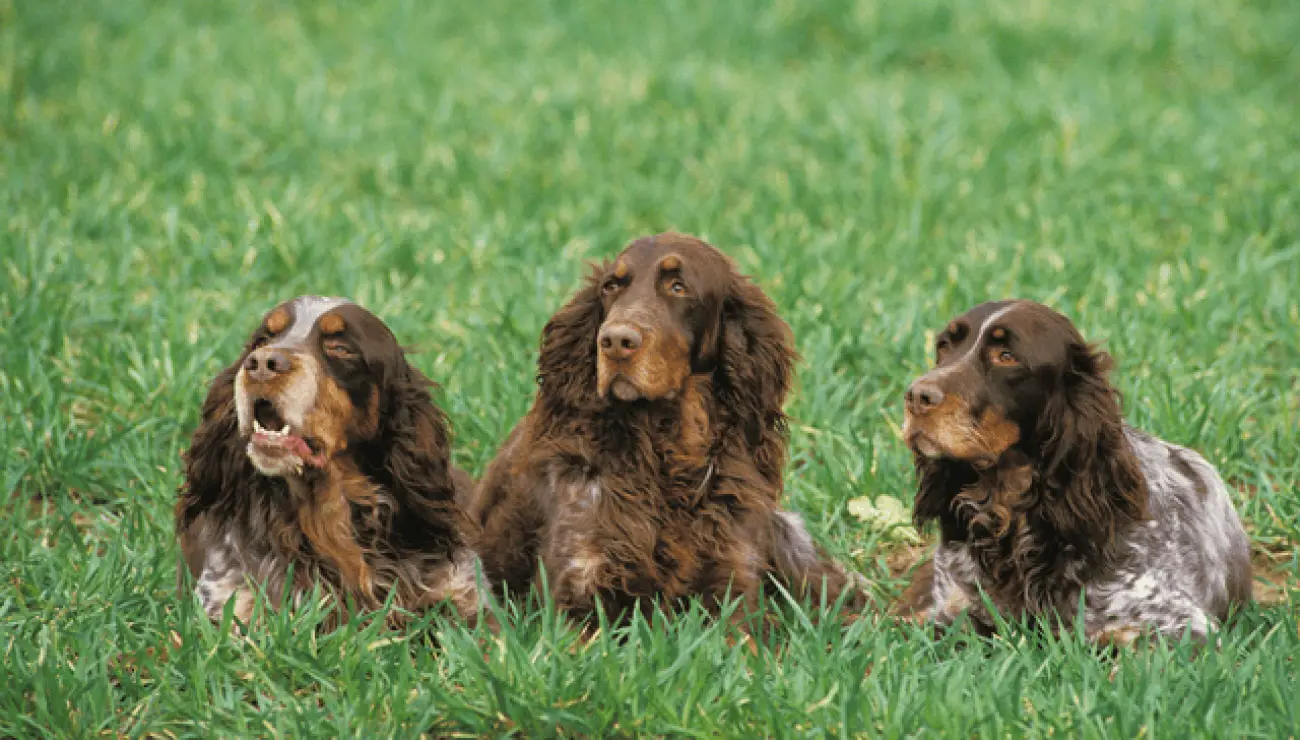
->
[668, 280, 687, 296]
[601, 280, 621, 295]
[935, 338, 951, 354]
[990, 348, 1018, 366]
[324, 340, 356, 359]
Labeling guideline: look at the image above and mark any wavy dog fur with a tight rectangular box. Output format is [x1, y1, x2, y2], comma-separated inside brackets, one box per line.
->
[176, 297, 479, 628]
[469, 233, 863, 625]
[904, 300, 1252, 642]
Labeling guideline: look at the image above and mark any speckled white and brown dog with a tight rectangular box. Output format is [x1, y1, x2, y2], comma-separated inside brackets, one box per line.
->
[176, 296, 480, 628]
[901, 299, 1252, 644]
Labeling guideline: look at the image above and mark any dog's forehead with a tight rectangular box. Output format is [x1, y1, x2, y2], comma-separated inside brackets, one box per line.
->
[955, 300, 1082, 367]
[331, 301, 396, 341]
[949, 300, 1019, 333]
[291, 295, 351, 319]
[260, 296, 353, 345]
[618, 234, 726, 278]
[987, 301, 1079, 344]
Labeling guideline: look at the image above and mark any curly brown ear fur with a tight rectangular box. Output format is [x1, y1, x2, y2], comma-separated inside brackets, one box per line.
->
[536, 264, 606, 414]
[1035, 341, 1148, 555]
[353, 354, 466, 556]
[713, 279, 797, 486]
[176, 361, 274, 533]
[912, 456, 977, 537]
[175, 358, 280, 595]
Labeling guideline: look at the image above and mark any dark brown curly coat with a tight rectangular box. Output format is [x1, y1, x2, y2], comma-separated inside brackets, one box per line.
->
[468, 233, 863, 625]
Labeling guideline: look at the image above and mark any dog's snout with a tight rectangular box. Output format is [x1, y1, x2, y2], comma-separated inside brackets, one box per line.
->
[905, 380, 945, 413]
[244, 348, 293, 382]
[598, 322, 643, 360]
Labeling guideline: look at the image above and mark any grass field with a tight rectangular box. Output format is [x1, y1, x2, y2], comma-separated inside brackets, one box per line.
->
[3, 0, 1299, 735]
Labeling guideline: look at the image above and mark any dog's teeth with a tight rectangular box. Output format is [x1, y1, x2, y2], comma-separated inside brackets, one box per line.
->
[280, 425, 291, 435]
[254, 419, 266, 433]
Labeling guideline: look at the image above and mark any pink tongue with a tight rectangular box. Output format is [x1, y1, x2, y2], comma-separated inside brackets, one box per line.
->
[254, 432, 321, 466]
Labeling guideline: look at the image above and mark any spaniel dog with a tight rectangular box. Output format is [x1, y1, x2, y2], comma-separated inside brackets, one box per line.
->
[176, 296, 480, 627]
[468, 232, 863, 625]
[902, 299, 1252, 643]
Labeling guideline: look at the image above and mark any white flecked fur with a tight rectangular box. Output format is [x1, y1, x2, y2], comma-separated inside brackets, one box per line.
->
[929, 427, 1252, 641]
[196, 533, 254, 621]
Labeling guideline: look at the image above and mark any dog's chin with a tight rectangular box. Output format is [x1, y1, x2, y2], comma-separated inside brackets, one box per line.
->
[603, 376, 686, 403]
[908, 433, 944, 461]
[609, 377, 642, 403]
[242, 424, 327, 478]
[599, 365, 689, 404]
[246, 444, 307, 477]
[907, 432, 1003, 470]
[903, 418, 937, 459]
[904, 422, 955, 463]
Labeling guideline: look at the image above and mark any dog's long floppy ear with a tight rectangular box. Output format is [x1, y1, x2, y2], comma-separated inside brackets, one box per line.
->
[1036, 341, 1147, 557]
[912, 456, 979, 539]
[359, 341, 466, 555]
[712, 276, 797, 486]
[536, 263, 607, 413]
[178, 360, 264, 530]
[176, 354, 280, 595]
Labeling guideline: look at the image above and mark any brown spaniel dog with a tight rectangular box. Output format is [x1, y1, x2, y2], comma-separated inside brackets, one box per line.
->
[468, 233, 864, 625]
[903, 299, 1251, 643]
[176, 296, 480, 627]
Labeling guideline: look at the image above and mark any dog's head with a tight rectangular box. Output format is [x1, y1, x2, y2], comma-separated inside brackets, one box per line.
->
[903, 300, 1067, 468]
[229, 296, 405, 477]
[905, 299, 1147, 539]
[535, 232, 795, 471]
[590, 234, 745, 403]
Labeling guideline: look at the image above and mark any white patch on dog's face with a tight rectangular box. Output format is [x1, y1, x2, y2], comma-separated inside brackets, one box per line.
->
[281, 296, 349, 344]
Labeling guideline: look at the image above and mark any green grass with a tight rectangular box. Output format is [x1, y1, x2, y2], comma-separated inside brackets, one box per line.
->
[3, 0, 1299, 735]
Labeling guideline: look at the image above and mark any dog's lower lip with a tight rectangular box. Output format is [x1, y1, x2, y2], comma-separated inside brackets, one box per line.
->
[907, 431, 941, 459]
[610, 377, 641, 402]
[248, 407, 320, 466]
[248, 428, 324, 470]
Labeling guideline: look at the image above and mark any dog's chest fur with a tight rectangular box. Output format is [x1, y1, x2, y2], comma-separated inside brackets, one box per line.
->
[543, 464, 735, 601]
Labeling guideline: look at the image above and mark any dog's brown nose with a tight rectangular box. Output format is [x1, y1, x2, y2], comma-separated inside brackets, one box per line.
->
[244, 348, 292, 382]
[905, 380, 944, 413]
[598, 322, 643, 361]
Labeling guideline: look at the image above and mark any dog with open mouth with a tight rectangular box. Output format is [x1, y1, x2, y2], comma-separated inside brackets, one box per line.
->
[175, 296, 480, 627]
[902, 299, 1252, 644]
[466, 233, 865, 626]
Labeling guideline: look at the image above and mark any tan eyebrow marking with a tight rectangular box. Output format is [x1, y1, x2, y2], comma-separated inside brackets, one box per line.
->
[660, 254, 682, 271]
[946, 322, 958, 335]
[991, 327, 1007, 340]
[613, 261, 629, 279]
[266, 308, 290, 334]
[319, 313, 346, 335]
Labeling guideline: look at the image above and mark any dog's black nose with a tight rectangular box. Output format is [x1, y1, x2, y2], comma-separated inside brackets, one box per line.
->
[598, 322, 643, 361]
[905, 380, 945, 412]
[244, 348, 292, 382]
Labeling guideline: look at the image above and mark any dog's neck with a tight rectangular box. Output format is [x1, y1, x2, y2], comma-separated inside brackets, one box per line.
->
[925, 451, 1125, 614]
[274, 457, 378, 601]
[562, 375, 718, 504]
